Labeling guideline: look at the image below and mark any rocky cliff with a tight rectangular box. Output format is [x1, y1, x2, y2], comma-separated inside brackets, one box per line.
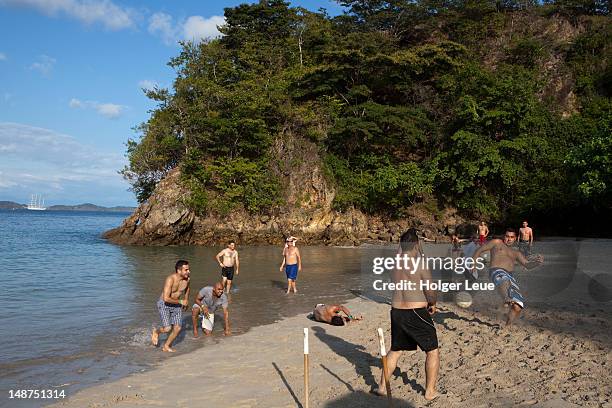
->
[104, 133, 469, 246]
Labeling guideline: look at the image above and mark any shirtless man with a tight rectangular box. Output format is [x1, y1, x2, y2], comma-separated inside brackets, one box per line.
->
[215, 241, 239, 293]
[518, 221, 534, 257]
[375, 229, 439, 401]
[478, 221, 489, 245]
[472, 228, 543, 326]
[312, 304, 362, 326]
[279, 236, 301, 294]
[151, 260, 191, 352]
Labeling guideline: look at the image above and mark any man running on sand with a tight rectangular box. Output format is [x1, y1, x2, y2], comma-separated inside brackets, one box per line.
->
[472, 227, 543, 327]
[518, 221, 534, 257]
[151, 260, 191, 352]
[375, 229, 439, 401]
[279, 236, 301, 294]
[478, 221, 489, 245]
[312, 304, 362, 326]
[215, 240, 239, 293]
[191, 282, 230, 337]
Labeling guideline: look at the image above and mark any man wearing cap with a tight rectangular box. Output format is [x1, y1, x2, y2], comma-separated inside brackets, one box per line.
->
[279, 236, 302, 294]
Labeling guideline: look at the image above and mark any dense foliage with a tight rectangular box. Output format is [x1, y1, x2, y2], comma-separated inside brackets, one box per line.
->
[122, 0, 610, 232]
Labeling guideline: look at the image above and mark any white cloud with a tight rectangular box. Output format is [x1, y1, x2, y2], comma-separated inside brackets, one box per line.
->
[0, 0, 136, 30]
[0, 52, 6, 61]
[29, 54, 56, 76]
[148, 12, 224, 45]
[95, 103, 123, 119]
[148, 12, 176, 45]
[68, 98, 126, 119]
[0, 122, 133, 204]
[183, 15, 225, 43]
[138, 79, 158, 91]
[69, 97, 83, 108]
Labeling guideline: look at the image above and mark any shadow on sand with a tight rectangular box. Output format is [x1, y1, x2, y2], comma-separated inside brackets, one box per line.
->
[323, 390, 415, 407]
[434, 307, 501, 330]
[312, 326, 380, 389]
[272, 362, 303, 408]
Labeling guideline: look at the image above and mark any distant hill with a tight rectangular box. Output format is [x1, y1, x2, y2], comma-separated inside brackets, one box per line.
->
[0, 201, 26, 209]
[47, 203, 135, 212]
[0, 201, 135, 212]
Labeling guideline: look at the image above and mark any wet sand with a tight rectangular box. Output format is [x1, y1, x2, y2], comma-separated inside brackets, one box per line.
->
[51, 287, 611, 408]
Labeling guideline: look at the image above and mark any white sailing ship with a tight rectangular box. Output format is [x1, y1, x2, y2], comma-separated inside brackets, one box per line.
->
[27, 194, 47, 211]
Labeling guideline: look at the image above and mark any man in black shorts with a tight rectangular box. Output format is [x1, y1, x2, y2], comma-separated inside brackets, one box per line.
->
[215, 240, 239, 292]
[375, 229, 440, 401]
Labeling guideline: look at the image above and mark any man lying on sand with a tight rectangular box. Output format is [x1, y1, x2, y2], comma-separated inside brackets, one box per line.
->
[191, 281, 230, 337]
[375, 229, 439, 401]
[151, 260, 191, 352]
[312, 304, 362, 326]
[471, 227, 544, 327]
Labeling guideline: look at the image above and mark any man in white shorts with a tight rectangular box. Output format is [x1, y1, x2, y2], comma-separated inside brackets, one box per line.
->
[191, 281, 230, 337]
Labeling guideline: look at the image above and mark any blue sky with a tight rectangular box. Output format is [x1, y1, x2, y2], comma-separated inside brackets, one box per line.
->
[0, 0, 343, 207]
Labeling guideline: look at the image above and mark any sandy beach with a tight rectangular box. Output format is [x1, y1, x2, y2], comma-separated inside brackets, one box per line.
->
[51, 283, 611, 408]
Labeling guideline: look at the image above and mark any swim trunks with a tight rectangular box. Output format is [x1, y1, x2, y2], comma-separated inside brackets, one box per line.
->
[221, 266, 235, 280]
[285, 263, 298, 280]
[156, 299, 182, 328]
[390, 308, 438, 352]
[518, 240, 531, 257]
[489, 267, 525, 308]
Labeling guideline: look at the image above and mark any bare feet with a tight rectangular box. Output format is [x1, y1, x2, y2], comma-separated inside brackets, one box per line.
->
[371, 387, 386, 397]
[162, 346, 176, 353]
[151, 329, 159, 346]
[193, 330, 199, 338]
[425, 390, 438, 401]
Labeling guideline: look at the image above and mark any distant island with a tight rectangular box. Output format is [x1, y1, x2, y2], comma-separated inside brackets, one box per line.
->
[0, 201, 135, 212]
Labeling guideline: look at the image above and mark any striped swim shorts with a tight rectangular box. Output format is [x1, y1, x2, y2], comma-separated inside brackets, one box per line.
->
[489, 268, 525, 308]
[156, 299, 182, 327]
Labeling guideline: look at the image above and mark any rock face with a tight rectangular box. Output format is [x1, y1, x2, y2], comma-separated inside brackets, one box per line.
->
[104, 133, 468, 246]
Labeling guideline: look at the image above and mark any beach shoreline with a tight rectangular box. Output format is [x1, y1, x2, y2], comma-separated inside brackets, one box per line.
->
[48, 289, 611, 408]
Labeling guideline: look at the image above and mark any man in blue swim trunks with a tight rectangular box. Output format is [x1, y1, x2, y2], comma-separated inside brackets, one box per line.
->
[472, 228, 544, 327]
[279, 236, 301, 294]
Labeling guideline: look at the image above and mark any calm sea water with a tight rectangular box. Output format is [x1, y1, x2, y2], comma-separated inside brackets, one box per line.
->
[0, 210, 368, 407]
[0, 210, 609, 407]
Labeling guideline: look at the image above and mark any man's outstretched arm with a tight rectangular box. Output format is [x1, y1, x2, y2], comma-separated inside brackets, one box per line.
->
[516, 252, 543, 270]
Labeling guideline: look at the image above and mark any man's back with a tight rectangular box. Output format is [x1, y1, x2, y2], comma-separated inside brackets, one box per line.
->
[391, 256, 429, 309]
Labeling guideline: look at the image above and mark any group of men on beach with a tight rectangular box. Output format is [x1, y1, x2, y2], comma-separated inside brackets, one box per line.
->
[373, 224, 543, 400]
[150, 222, 543, 402]
[151, 237, 304, 352]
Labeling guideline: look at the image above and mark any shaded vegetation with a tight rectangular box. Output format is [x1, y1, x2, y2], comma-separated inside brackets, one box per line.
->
[122, 0, 611, 234]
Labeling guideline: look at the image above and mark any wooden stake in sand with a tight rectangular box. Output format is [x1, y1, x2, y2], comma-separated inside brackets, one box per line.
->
[377, 327, 393, 407]
[304, 328, 310, 408]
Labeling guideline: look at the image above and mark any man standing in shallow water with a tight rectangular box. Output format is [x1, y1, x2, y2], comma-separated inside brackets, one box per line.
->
[215, 240, 239, 293]
[472, 228, 543, 327]
[279, 236, 301, 294]
[151, 260, 191, 352]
